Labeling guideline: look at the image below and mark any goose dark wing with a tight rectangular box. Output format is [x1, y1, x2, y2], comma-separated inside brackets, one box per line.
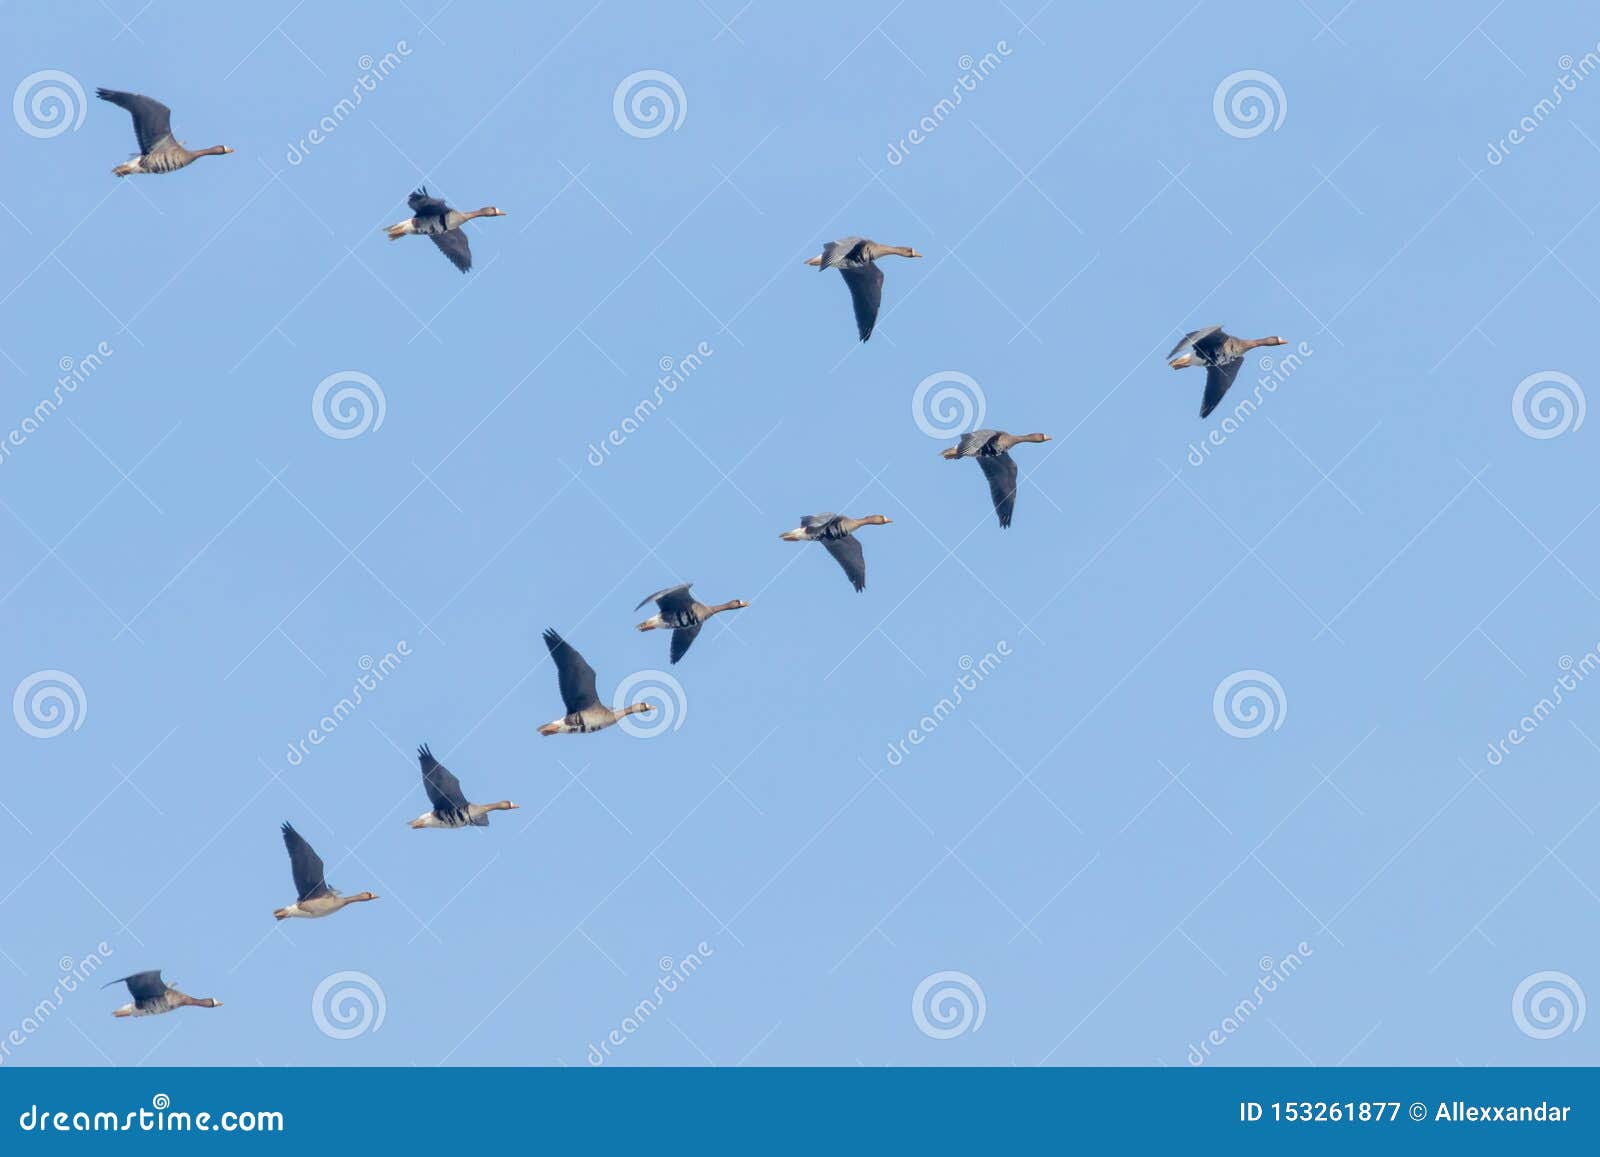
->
[280, 822, 332, 901]
[1168, 324, 1224, 359]
[953, 429, 999, 458]
[417, 744, 470, 816]
[105, 970, 166, 1003]
[977, 451, 1019, 529]
[96, 89, 173, 155]
[801, 512, 838, 531]
[823, 535, 867, 592]
[430, 229, 472, 273]
[408, 187, 449, 216]
[1200, 358, 1245, 418]
[839, 261, 884, 341]
[669, 624, 703, 664]
[542, 629, 599, 713]
[636, 583, 694, 614]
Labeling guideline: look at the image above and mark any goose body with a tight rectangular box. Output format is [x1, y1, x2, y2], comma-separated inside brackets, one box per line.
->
[1167, 325, 1286, 418]
[385, 187, 505, 272]
[779, 512, 892, 592]
[805, 237, 921, 341]
[97, 89, 234, 177]
[272, 822, 377, 919]
[634, 583, 748, 663]
[941, 429, 1051, 528]
[409, 744, 517, 829]
[105, 970, 221, 1018]
[537, 628, 653, 735]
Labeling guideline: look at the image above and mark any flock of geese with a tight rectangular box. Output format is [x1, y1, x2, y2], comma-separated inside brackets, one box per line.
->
[85, 87, 1284, 1019]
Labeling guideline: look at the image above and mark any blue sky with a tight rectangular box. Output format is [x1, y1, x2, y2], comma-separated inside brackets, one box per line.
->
[2, 0, 1598, 1068]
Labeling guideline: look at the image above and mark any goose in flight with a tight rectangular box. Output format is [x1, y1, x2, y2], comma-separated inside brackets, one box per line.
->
[272, 822, 377, 919]
[96, 89, 233, 176]
[537, 629, 653, 735]
[941, 429, 1051, 528]
[1168, 326, 1285, 418]
[385, 187, 506, 272]
[635, 584, 749, 664]
[105, 970, 221, 1017]
[805, 237, 921, 341]
[410, 744, 518, 829]
[779, 513, 892, 592]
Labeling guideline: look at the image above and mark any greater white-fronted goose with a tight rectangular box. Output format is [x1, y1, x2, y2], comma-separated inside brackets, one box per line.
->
[635, 584, 749, 664]
[941, 429, 1051, 529]
[779, 513, 892, 592]
[96, 89, 233, 176]
[1168, 325, 1285, 418]
[537, 628, 653, 735]
[272, 822, 377, 920]
[410, 744, 517, 829]
[805, 237, 921, 341]
[105, 970, 221, 1017]
[385, 186, 506, 272]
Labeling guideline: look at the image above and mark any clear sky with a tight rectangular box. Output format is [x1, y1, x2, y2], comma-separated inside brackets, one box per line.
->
[2, 0, 1598, 1068]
